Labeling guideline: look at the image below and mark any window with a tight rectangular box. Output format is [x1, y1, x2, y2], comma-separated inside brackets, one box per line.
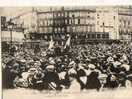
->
[67, 19, 69, 24]
[113, 16, 115, 20]
[106, 34, 109, 38]
[70, 19, 72, 24]
[97, 14, 99, 19]
[102, 34, 105, 38]
[78, 19, 80, 24]
[87, 34, 90, 38]
[67, 12, 69, 17]
[128, 21, 130, 25]
[72, 14, 75, 18]
[97, 34, 101, 39]
[91, 34, 96, 39]
[102, 34, 109, 39]
[103, 22, 104, 26]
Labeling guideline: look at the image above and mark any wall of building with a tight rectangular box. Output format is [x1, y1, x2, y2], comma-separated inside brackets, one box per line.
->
[118, 6, 132, 41]
[37, 7, 95, 35]
[95, 6, 132, 40]
[95, 7, 119, 40]
[3, 6, 132, 43]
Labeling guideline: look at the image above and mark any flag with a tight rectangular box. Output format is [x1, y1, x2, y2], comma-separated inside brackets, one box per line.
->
[48, 36, 54, 49]
[64, 35, 71, 49]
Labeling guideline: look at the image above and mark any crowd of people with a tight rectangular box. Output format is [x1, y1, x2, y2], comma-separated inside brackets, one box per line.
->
[2, 42, 132, 91]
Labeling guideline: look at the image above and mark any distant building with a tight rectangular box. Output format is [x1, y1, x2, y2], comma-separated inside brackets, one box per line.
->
[36, 6, 132, 44]
[35, 7, 98, 45]
[1, 6, 132, 48]
[1, 16, 25, 44]
[118, 6, 132, 41]
[95, 6, 132, 41]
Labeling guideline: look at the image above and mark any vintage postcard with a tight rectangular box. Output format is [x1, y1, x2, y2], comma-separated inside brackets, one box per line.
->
[1, 1, 132, 99]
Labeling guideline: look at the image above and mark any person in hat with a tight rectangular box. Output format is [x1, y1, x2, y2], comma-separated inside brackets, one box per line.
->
[68, 60, 76, 69]
[64, 67, 81, 92]
[44, 63, 61, 90]
[120, 60, 130, 73]
[86, 63, 101, 91]
[76, 64, 87, 90]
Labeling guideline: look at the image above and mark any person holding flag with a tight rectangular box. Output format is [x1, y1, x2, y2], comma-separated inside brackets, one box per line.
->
[63, 34, 71, 54]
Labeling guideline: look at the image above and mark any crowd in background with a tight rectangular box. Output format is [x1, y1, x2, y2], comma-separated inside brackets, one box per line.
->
[2, 42, 132, 91]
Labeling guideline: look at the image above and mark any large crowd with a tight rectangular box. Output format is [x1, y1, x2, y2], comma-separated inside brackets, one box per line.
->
[2, 42, 132, 91]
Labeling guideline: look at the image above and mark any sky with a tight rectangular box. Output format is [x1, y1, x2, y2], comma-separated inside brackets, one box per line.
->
[0, 0, 131, 17]
[1, 7, 32, 18]
[0, 0, 132, 6]
[1, 5, 131, 20]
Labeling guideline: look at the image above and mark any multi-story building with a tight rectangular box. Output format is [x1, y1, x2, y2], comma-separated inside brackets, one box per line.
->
[35, 7, 97, 45]
[95, 7, 118, 40]
[118, 6, 132, 41]
[95, 6, 132, 41]
[1, 16, 25, 43]
[2, 6, 132, 49]
[25, 6, 132, 47]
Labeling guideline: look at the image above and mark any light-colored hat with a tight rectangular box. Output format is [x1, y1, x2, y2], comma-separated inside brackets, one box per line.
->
[20, 59, 26, 63]
[49, 57, 54, 61]
[113, 61, 121, 67]
[49, 60, 56, 65]
[68, 68, 77, 75]
[13, 63, 19, 67]
[28, 68, 37, 73]
[46, 65, 55, 70]
[69, 61, 76, 66]
[121, 64, 130, 71]
[88, 64, 96, 69]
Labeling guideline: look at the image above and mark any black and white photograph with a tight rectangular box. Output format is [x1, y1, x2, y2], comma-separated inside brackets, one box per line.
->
[1, 5, 132, 99]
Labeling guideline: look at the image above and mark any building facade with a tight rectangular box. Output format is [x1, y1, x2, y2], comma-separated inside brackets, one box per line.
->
[1, 16, 25, 43]
[21, 6, 132, 47]
[35, 7, 101, 45]
[118, 6, 132, 41]
[2, 6, 132, 49]
[95, 6, 132, 41]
